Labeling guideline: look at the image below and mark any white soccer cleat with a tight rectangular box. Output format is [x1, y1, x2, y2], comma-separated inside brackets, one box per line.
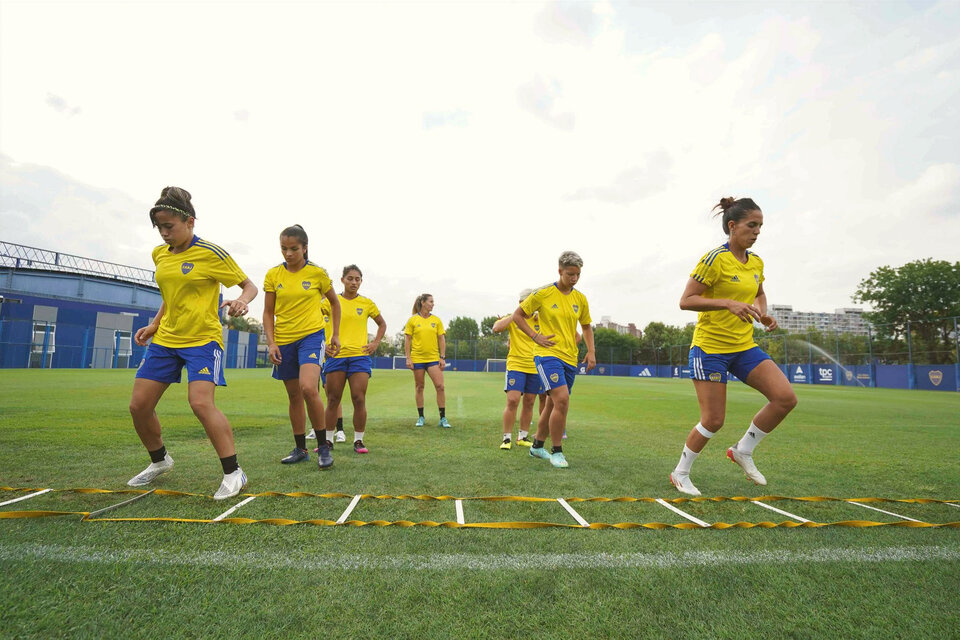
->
[669, 471, 701, 497]
[334, 431, 346, 443]
[213, 468, 248, 500]
[127, 454, 174, 487]
[726, 446, 767, 486]
[305, 430, 317, 440]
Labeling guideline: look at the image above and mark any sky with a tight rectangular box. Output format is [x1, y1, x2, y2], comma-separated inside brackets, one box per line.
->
[1, 0, 958, 339]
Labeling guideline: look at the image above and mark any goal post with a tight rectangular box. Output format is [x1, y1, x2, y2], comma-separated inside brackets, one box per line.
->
[484, 358, 507, 373]
[392, 355, 408, 370]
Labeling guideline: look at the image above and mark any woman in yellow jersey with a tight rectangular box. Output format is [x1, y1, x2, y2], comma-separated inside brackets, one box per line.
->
[262, 225, 341, 471]
[669, 197, 798, 497]
[128, 187, 258, 500]
[511, 251, 596, 468]
[314, 297, 343, 443]
[404, 294, 452, 428]
[492, 288, 544, 450]
[322, 265, 387, 453]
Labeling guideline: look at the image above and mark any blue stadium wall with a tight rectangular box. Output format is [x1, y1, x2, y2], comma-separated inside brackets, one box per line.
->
[0, 268, 257, 369]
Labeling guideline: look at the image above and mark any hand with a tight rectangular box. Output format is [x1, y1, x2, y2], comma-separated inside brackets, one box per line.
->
[582, 352, 596, 373]
[328, 335, 341, 357]
[361, 341, 379, 355]
[439, 357, 446, 370]
[760, 315, 778, 331]
[134, 324, 157, 346]
[405, 358, 413, 370]
[268, 343, 282, 365]
[534, 332, 556, 347]
[220, 299, 249, 317]
[726, 301, 761, 323]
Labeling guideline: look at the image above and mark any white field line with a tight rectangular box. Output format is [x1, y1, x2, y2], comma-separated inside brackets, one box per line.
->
[1, 544, 957, 572]
[655, 498, 709, 528]
[750, 500, 811, 523]
[336, 495, 362, 524]
[455, 499, 465, 525]
[847, 501, 923, 523]
[946, 502, 960, 509]
[0, 489, 52, 507]
[212, 496, 256, 522]
[557, 498, 589, 528]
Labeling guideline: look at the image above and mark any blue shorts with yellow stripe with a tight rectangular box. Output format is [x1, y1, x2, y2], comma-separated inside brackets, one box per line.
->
[136, 340, 226, 386]
[688, 345, 770, 384]
[272, 330, 325, 381]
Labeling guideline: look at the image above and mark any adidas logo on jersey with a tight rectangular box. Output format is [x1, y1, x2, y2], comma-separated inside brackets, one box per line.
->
[197, 367, 211, 375]
[551, 304, 559, 309]
[730, 275, 740, 282]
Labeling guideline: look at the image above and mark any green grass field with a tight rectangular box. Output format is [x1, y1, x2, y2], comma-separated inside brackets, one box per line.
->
[1, 369, 958, 639]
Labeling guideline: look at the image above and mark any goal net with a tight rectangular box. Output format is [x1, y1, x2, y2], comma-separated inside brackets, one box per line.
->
[392, 355, 408, 369]
[484, 358, 507, 372]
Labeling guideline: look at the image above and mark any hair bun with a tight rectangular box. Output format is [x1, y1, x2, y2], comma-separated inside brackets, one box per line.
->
[718, 197, 737, 211]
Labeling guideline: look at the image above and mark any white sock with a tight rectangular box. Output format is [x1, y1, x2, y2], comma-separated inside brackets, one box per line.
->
[325, 430, 335, 442]
[736, 422, 768, 455]
[354, 432, 364, 442]
[674, 445, 699, 475]
[503, 434, 511, 442]
[519, 430, 528, 439]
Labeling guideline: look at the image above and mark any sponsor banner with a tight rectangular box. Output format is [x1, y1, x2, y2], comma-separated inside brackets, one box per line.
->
[789, 364, 810, 384]
[915, 365, 957, 392]
[813, 364, 838, 385]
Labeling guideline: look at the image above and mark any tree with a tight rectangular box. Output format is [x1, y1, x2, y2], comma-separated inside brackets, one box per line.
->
[225, 316, 262, 335]
[446, 316, 480, 342]
[480, 315, 501, 337]
[854, 258, 960, 363]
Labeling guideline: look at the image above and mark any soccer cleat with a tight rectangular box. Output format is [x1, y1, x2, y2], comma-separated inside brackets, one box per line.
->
[550, 452, 569, 468]
[353, 440, 369, 454]
[213, 468, 247, 500]
[415, 416, 425, 427]
[335, 431, 346, 443]
[500, 439, 512, 450]
[317, 442, 334, 469]
[306, 430, 317, 440]
[727, 446, 767, 485]
[529, 446, 552, 460]
[439, 417, 452, 428]
[281, 447, 309, 464]
[127, 453, 174, 487]
[516, 437, 533, 447]
[669, 471, 701, 497]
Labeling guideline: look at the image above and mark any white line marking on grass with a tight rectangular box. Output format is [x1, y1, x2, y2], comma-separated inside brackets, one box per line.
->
[0, 489, 51, 507]
[337, 495, 362, 524]
[750, 500, 810, 523]
[557, 498, 589, 528]
[212, 496, 256, 522]
[455, 499, 465, 525]
[2, 544, 957, 572]
[946, 503, 960, 509]
[655, 498, 709, 528]
[847, 501, 923, 523]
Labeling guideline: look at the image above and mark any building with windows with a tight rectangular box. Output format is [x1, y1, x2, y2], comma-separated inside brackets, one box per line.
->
[594, 315, 642, 338]
[768, 304, 872, 336]
[0, 242, 257, 369]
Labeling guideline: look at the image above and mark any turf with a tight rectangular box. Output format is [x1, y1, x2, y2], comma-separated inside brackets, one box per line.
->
[1, 369, 958, 638]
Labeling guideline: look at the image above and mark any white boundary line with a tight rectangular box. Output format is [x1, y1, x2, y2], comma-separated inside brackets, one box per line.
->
[212, 496, 256, 522]
[945, 502, 960, 509]
[654, 498, 709, 528]
[336, 495, 362, 524]
[0, 489, 52, 507]
[557, 498, 589, 528]
[751, 500, 811, 523]
[847, 501, 923, 523]
[455, 499, 465, 525]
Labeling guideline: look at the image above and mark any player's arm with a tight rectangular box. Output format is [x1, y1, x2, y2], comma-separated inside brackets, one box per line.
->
[134, 302, 165, 346]
[580, 324, 596, 372]
[404, 333, 413, 370]
[262, 292, 281, 365]
[679, 277, 760, 323]
[492, 315, 513, 333]
[363, 314, 388, 355]
[324, 288, 341, 355]
[755, 283, 777, 330]
[438, 334, 447, 370]
[220, 278, 258, 317]
[511, 306, 555, 347]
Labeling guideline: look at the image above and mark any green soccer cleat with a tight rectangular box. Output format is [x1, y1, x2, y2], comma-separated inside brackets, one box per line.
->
[550, 452, 569, 468]
[529, 446, 552, 460]
[415, 416, 425, 427]
[439, 417, 452, 428]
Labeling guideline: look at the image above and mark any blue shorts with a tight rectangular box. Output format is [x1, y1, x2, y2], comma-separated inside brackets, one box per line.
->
[535, 356, 577, 393]
[136, 341, 226, 386]
[413, 361, 440, 370]
[688, 346, 771, 384]
[323, 355, 373, 378]
[504, 370, 544, 395]
[272, 330, 325, 381]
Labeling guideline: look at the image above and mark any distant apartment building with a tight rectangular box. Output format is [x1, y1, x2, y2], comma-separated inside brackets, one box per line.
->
[595, 316, 642, 338]
[769, 304, 872, 336]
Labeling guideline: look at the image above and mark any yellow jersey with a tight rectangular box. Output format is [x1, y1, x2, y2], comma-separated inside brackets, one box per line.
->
[689, 243, 765, 353]
[505, 313, 539, 374]
[333, 294, 381, 358]
[152, 237, 247, 349]
[403, 314, 445, 363]
[520, 283, 591, 366]
[263, 261, 332, 345]
[319, 297, 332, 337]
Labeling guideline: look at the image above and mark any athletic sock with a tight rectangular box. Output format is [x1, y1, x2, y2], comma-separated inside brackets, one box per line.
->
[736, 422, 768, 455]
[518, 430, 528, 440]
[533, 439, 545, 449]
[417, 407, 424, 418]
[336, 418, 344, 431]
[439, 407, 446, 419]
[674, 445, 699, 475]
[149, 446, 167, 464]
[294, 434, 306, 451]
[220, 454, 239, 475]
[551, 446, 562, 454]
[325, 430, 335, 442]
[354, 432, 364, 443]
[503, 435, 511, 442]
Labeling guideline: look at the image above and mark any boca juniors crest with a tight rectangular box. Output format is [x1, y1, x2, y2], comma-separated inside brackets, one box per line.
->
[356, 308, 363, 315]
[928, 370, 943, 386]
[181, 262, 194, 274]
[301, 281, 311, 290]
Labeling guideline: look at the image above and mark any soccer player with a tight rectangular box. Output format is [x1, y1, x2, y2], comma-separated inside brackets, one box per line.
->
[511, 251, 596, 468]
[492, 288, 544, 449]
[404, 294, 451, 428]
[128, 187, 258, 499]
[322, 265, 387, 453]
[669, 197, 798, 496]
[313, 297, 343, 442]
[262, 225, 341, 470]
